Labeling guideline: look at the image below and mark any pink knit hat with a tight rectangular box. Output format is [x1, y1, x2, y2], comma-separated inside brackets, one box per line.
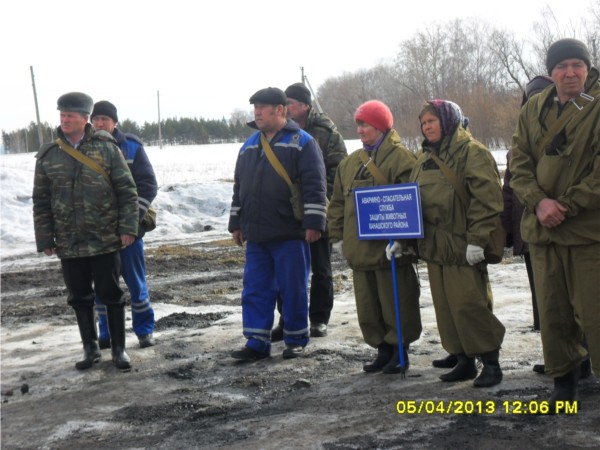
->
[354, 100, 394, 132]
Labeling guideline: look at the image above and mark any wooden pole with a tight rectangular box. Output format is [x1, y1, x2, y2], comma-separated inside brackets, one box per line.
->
[30, 66, 44, 147]
[157, 90, 162, 149]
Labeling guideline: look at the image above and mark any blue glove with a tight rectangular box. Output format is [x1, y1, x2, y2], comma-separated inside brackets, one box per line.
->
[466, 244, 485, 265]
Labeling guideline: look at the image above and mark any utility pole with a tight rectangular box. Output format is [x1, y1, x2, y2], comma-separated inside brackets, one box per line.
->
[30, 66, 44, 148]
[300, 66, 323, 113]
[157, 90, 162, 149]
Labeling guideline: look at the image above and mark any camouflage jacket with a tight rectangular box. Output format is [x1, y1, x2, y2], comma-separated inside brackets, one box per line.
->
[33, 124, 138, 259]
[510, 67, 600, 246]
[304, 108, 347, 199]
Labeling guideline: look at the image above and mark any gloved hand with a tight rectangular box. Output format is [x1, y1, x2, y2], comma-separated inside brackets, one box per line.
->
[466, 244, 485, 265]
[385, 241, 402, 260]
[332, 240, 343, 254]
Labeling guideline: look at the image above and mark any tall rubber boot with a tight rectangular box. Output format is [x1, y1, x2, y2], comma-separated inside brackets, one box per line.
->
[363, 343, 393, 373]
[473, 350, 503, 387]
[74, 307, 101, 370]
[382, 345, 410, 374]
[106, 307, 131, 370]
[549, 367, 580, 414]
[440, 353, 477, 382]
[432, 353, 458, 369]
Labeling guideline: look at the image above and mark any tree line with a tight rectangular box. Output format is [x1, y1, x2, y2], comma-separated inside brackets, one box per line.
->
[3, 3, 599, 154]
[1, 115, 255, 154]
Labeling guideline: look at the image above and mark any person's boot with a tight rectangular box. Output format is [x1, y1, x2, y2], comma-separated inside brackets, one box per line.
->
[382, 345, 410, 374]
[271, 317, 284, 343]
[432, 353, 458, 369]
[473, 350, 503, 388]
[580, 358, 592, 380]
[533, 363, 545, 374]
[106, 307, 131, 370]
[74, 307, 101, 370]
[440, 353, 477, 382]
[363, 343, 393, 373]
[549, 367, 580, 414]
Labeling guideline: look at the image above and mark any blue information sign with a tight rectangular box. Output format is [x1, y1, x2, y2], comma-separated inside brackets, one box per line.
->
[354, 183, 423, 240]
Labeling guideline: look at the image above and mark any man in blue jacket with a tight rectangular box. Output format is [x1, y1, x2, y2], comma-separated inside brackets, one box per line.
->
[229, 87, 327, 360]
[91, 101, 158, 349]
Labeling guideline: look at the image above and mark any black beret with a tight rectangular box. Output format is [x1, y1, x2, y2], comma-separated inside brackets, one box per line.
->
[57, 92, 93, 114]
[546, 38, 591, 75]
[249, 87, 287, 106]
[285, 82, 311, 105]
[91, 100, 119, 123]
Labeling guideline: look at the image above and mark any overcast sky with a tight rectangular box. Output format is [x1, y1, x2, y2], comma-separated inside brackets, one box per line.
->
[0, 0, 590, 132]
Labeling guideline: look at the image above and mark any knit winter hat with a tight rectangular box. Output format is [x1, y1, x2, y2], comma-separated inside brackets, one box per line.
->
[546, 38, 591, 74]
[521, 75, 553, 106]
[91, 100, 119, 123]
[57, 92, 93, 115]
[249, 87, 287, 106]
[285, 82, 312, 105]
[354, 100, 393, 132]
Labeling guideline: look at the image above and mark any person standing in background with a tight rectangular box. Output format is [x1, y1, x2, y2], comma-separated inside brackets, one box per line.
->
[91, 100, 158, 349]
[33, 92, 138, 371]
[502, 75, 553, 334]
[269, 82, 347, 340]
[510, 38, 599, 410]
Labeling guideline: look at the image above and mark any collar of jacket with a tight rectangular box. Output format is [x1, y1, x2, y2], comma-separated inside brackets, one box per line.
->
[422, 126, 472, 159]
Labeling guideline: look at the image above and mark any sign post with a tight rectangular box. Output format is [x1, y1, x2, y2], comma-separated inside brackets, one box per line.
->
[354, 183, 423, 377]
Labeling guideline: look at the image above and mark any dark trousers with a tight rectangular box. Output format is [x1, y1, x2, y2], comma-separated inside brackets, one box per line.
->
[524, 252, 539, 330]
[277, 235, 333, 325]
[61, 252, 124, 310]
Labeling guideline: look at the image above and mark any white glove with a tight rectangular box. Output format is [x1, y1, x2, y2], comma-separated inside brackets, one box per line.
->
[332, 240, 343, 254]
[466, 244, 485, 265]
[385, 241, 402, 260]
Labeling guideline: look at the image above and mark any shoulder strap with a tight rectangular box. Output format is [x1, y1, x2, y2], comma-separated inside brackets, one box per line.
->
[260, 133, 293, 186]
[359, 150, 389, 185]
[537, 92, 599, 153]
[429, 152, 470, 208]
[55, 138, 111, 185]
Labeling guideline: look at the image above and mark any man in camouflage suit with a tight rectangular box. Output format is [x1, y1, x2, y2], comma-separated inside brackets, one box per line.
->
[510, 39, 600, 411]
[33, 92, 139, 371]
[269, 83, 347, 339]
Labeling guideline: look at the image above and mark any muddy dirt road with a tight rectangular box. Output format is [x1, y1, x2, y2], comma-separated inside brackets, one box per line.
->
[1, 239, 599, 449]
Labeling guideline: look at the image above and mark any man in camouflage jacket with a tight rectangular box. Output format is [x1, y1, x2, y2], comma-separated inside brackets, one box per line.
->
[510, 39, 600, 411]
[33, 92, 138, 371]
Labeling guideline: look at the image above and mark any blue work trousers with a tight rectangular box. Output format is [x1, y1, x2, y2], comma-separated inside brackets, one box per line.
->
[96, 238, 155, 339]
[243, 240, 311, 354]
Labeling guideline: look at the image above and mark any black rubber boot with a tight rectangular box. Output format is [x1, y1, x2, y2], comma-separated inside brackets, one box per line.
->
[580, 358, 592, 379]
[363, 343, 393, 373]
[549, 367, 580, 414]
[440, 353, 477, 382]
[74, 307, 101, 370]
[432, 353, 458, 369]
[106, 307, 131, 370]
[473, 350, 503, 388]
[382, 345, 410, 374]
[271, 316, 284, 343]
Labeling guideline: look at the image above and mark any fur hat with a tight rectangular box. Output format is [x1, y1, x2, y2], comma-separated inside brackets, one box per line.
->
[546, 38, 591, 74]
[354, 100, 394, 132]
[285, 83, 312, 105]
[91, 100, 119, 123]
[57, 92, 93, 115]
[249, 87, 287, 106]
